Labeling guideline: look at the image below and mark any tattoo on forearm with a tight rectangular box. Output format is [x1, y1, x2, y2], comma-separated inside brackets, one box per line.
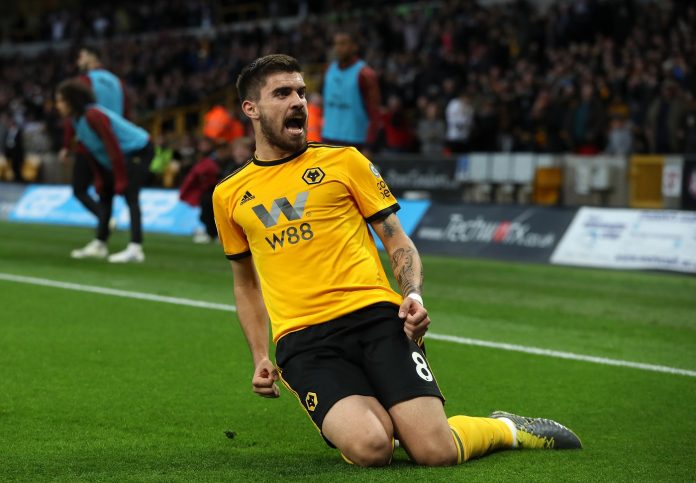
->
[391, 247, 423, 295]
[381, 218, 396, 238]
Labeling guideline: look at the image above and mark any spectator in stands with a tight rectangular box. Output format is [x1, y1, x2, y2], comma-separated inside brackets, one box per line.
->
[181, 135, 253, 244]
[3, 115, 25, 182]
[445, 91, 474, 154]
[203, 104, 245, 143]
[645, 81, 684, 154]
[222, 136, 253, 177]
[56, 79, 152, 263]
[60, 45, 130, 224]
[472, 97, 499, 152]
[306, 92, 323, 143]
[681, 93, 696, 155]
[605, 116, 633, 156]
[173, 132, 199, 181]
[569, 82, 605, 155]
[0, 114, 8, 171]
[321, 30, 381, 154]
[149, 130, 180, 184]
[180, 137, 222, 244]
[381, 94, 416, 153]
[546, 83, 574, 153]
[417, 101, 446, 156]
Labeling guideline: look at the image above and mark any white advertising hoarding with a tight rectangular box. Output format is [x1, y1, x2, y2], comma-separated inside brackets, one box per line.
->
[662, 164, 682, 197]
[551, 207, 696, 273]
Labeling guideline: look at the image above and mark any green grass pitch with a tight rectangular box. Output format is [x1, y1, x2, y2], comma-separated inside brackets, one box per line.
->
[1, 221, 695, 482]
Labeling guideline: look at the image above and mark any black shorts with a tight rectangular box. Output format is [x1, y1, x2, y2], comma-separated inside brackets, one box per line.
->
[275, 302, 444, 445]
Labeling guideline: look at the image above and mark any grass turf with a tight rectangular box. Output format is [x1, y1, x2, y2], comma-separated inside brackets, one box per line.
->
[0, 221, 695, 481]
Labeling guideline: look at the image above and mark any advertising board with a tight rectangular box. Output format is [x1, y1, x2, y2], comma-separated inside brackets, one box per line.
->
[413, 204, 577, 262]
[8, 185, 203, 235]
[551, 207, 696, 273]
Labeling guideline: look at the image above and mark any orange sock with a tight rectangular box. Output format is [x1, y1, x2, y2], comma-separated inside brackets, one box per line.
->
[448, 415, 514, 463]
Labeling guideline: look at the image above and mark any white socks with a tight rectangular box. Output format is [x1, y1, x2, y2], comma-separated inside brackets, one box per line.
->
[498, 417, 518, 448]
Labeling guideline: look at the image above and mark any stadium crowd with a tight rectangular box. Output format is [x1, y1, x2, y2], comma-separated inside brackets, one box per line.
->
[2, 0, 696, 185]
[1, 0, 325, 42]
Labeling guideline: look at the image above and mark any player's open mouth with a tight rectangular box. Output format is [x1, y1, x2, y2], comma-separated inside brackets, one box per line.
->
[284, 116, 306, 136]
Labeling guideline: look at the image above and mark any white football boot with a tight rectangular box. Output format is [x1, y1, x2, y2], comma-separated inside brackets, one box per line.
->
[71, 239, 108, 259]
[193, 229, 212, 244]
[107, 243, 145, 263]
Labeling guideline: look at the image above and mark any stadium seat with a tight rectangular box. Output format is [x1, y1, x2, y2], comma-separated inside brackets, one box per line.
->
[490, 153, 514, 203]
[511, 153, 535, 203]
[533, 166, 563, 205]
[466, 153, 493, 202]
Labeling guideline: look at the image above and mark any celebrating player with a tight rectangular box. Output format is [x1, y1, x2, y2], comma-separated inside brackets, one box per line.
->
[212, 54, 582, 467]
[56, 79, 151, 263]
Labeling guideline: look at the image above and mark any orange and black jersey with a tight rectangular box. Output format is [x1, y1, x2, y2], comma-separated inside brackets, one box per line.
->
[212, 142, 403, 342]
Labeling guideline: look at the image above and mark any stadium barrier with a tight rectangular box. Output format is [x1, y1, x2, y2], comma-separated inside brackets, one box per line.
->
[3, 181, 695, 273]
[373, 152, 692, 211]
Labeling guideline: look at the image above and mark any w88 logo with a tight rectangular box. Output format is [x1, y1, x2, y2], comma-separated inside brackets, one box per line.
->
[265, 222, 314, 250]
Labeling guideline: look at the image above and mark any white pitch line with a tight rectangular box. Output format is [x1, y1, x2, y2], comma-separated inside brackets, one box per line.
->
[0, 272, 236, 312]
[425, 333, 696, 378]
[1, 272, 694, 378]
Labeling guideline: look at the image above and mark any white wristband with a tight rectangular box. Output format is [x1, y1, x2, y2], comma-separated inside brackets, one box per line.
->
[407, 293, 423, 306]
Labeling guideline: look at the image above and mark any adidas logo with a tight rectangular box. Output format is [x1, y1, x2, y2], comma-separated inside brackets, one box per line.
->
[240, 191, 255, 205]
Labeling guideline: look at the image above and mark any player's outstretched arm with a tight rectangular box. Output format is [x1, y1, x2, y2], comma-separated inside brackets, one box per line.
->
[370, 213, 430, 341]
[230, 257, 279, 398]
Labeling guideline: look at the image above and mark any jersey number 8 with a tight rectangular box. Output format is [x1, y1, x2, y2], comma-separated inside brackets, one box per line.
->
[412, 352, 433, 381]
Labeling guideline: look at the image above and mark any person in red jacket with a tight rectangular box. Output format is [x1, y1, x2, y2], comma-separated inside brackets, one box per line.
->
[180, 136, 253, 243]
[179, 137, 219, 205]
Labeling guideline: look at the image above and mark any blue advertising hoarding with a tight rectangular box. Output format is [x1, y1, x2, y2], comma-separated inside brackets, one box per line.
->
[8, 185, 203, 235]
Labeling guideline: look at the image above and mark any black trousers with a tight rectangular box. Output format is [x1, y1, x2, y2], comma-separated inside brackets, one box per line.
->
[199, 187, 217, 238]
[7, 147, 24, 182]
[95, 143, 154, 244]
[72, 151, 100, 217]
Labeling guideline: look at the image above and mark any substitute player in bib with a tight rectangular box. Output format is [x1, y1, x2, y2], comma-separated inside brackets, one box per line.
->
[56, 79, 152, 263]
[59, 46, 130, 231]
[212, 55, 582, 467]
[321, 30, 381, 153]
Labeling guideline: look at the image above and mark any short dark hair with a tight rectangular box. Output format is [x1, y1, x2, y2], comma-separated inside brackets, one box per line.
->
[334, 28, 361, 47]
[79, 45, 101, 59]
[334, 28, 358, 42]
[236, 54, 302, 102]
[57, 78, 96, 115]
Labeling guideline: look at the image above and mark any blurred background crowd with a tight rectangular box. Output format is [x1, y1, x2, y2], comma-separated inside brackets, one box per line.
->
[1, 0, 695, 186]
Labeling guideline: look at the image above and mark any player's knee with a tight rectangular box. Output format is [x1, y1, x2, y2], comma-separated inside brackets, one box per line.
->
[408, 435, 458, 467]
[342, 434, 393, 467]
